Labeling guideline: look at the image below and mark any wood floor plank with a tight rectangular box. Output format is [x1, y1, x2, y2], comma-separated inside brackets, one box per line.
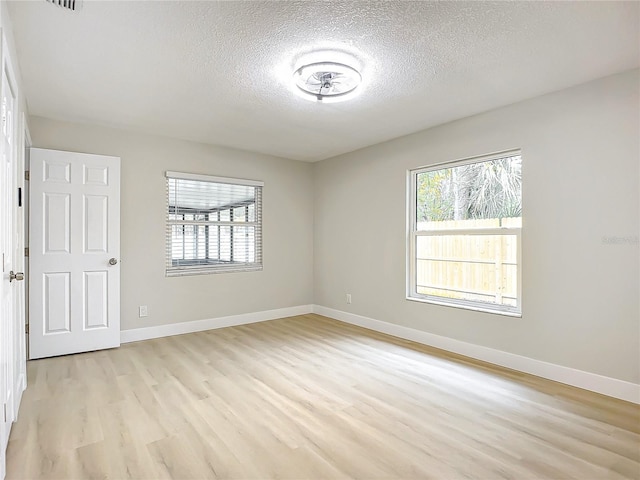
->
[6, 313, 640, 479]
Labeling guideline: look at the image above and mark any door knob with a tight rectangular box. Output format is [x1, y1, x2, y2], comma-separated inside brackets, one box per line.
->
[109, 258, 118, 266]
[9, 271, 24, 282]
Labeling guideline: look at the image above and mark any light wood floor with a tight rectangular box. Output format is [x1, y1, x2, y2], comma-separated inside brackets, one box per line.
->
[6, 314, 640, 479]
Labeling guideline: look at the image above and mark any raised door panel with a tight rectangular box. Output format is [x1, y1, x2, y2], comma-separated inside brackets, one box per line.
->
[43, 272, 70, 334]
[83, 165, 109, 186]
[44, 193, 70, 254]
[84, 271, 108, 329]
[84, 195, 108, 253]
[43, 160, 71, 184]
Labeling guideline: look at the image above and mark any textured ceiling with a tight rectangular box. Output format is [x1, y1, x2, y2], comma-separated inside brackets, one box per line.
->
[7, 1, 640, 162]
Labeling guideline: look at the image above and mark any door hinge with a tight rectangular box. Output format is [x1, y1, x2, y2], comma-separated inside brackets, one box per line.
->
[24, 247, 29, 257]
[25, 324, 29, 335]
[24, 170, 29, 181]
[3, 404, 6, 423]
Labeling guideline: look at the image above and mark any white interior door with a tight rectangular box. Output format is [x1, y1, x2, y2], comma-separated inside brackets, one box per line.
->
[29, 148, 120, 359]
[0, 37, 19, 480]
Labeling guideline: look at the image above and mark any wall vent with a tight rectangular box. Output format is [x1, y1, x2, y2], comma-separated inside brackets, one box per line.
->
[45, 0, 82, 11]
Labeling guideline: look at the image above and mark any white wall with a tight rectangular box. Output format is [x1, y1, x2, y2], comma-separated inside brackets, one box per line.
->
[27, 70, 639, 388]
[29, 117, 314, 331]
[313, 69, 640, 384]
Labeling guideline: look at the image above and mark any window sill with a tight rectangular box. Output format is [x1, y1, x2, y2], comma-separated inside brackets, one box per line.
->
[406, 295, 522, 318]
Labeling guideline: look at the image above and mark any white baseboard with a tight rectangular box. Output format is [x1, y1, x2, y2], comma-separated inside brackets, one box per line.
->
[121, 304, 313, 344]
[313, 305, 640, 404]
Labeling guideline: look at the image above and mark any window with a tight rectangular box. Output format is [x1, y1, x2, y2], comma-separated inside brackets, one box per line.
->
[408, 151, 522, 316]
[166, 171, 263, 276]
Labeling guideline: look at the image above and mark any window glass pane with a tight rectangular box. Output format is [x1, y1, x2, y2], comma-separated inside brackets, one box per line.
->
[196, 225, 206, 259]
[416, 155, 521, 230]
[231, 226, 255, 263]
[219, 225, 231, 261]
[183, 224, 195, 259]
[417, 234, 517, 264]
[233, 206, 248, 222]
[415, 234, 518, 307]
[208, 223, 219, 261]
[171, 225, 184, 260]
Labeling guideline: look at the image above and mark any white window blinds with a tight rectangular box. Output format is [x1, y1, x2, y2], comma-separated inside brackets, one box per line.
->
[165, 171, 263, 276]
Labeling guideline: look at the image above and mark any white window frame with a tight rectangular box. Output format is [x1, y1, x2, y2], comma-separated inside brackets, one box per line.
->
[165, 171, 263, 277]
[407, 150, 522, 317]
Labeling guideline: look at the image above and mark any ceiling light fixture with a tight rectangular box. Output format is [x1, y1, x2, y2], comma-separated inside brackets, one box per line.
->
[293, 62, 362, 102]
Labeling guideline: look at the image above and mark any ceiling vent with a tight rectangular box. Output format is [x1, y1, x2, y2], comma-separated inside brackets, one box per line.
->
[45, 0, 82, 11]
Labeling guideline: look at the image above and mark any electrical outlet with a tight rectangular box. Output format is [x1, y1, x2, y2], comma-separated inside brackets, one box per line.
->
[346, 294, 352, 304]
[139, 305, 148, 317]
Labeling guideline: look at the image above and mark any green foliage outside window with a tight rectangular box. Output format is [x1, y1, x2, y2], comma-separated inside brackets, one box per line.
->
[417, 156, 522, 224]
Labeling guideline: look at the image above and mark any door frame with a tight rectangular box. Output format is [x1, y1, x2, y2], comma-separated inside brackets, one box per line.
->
[13, 112, 29, 414]
[22, 115, 30, 364]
